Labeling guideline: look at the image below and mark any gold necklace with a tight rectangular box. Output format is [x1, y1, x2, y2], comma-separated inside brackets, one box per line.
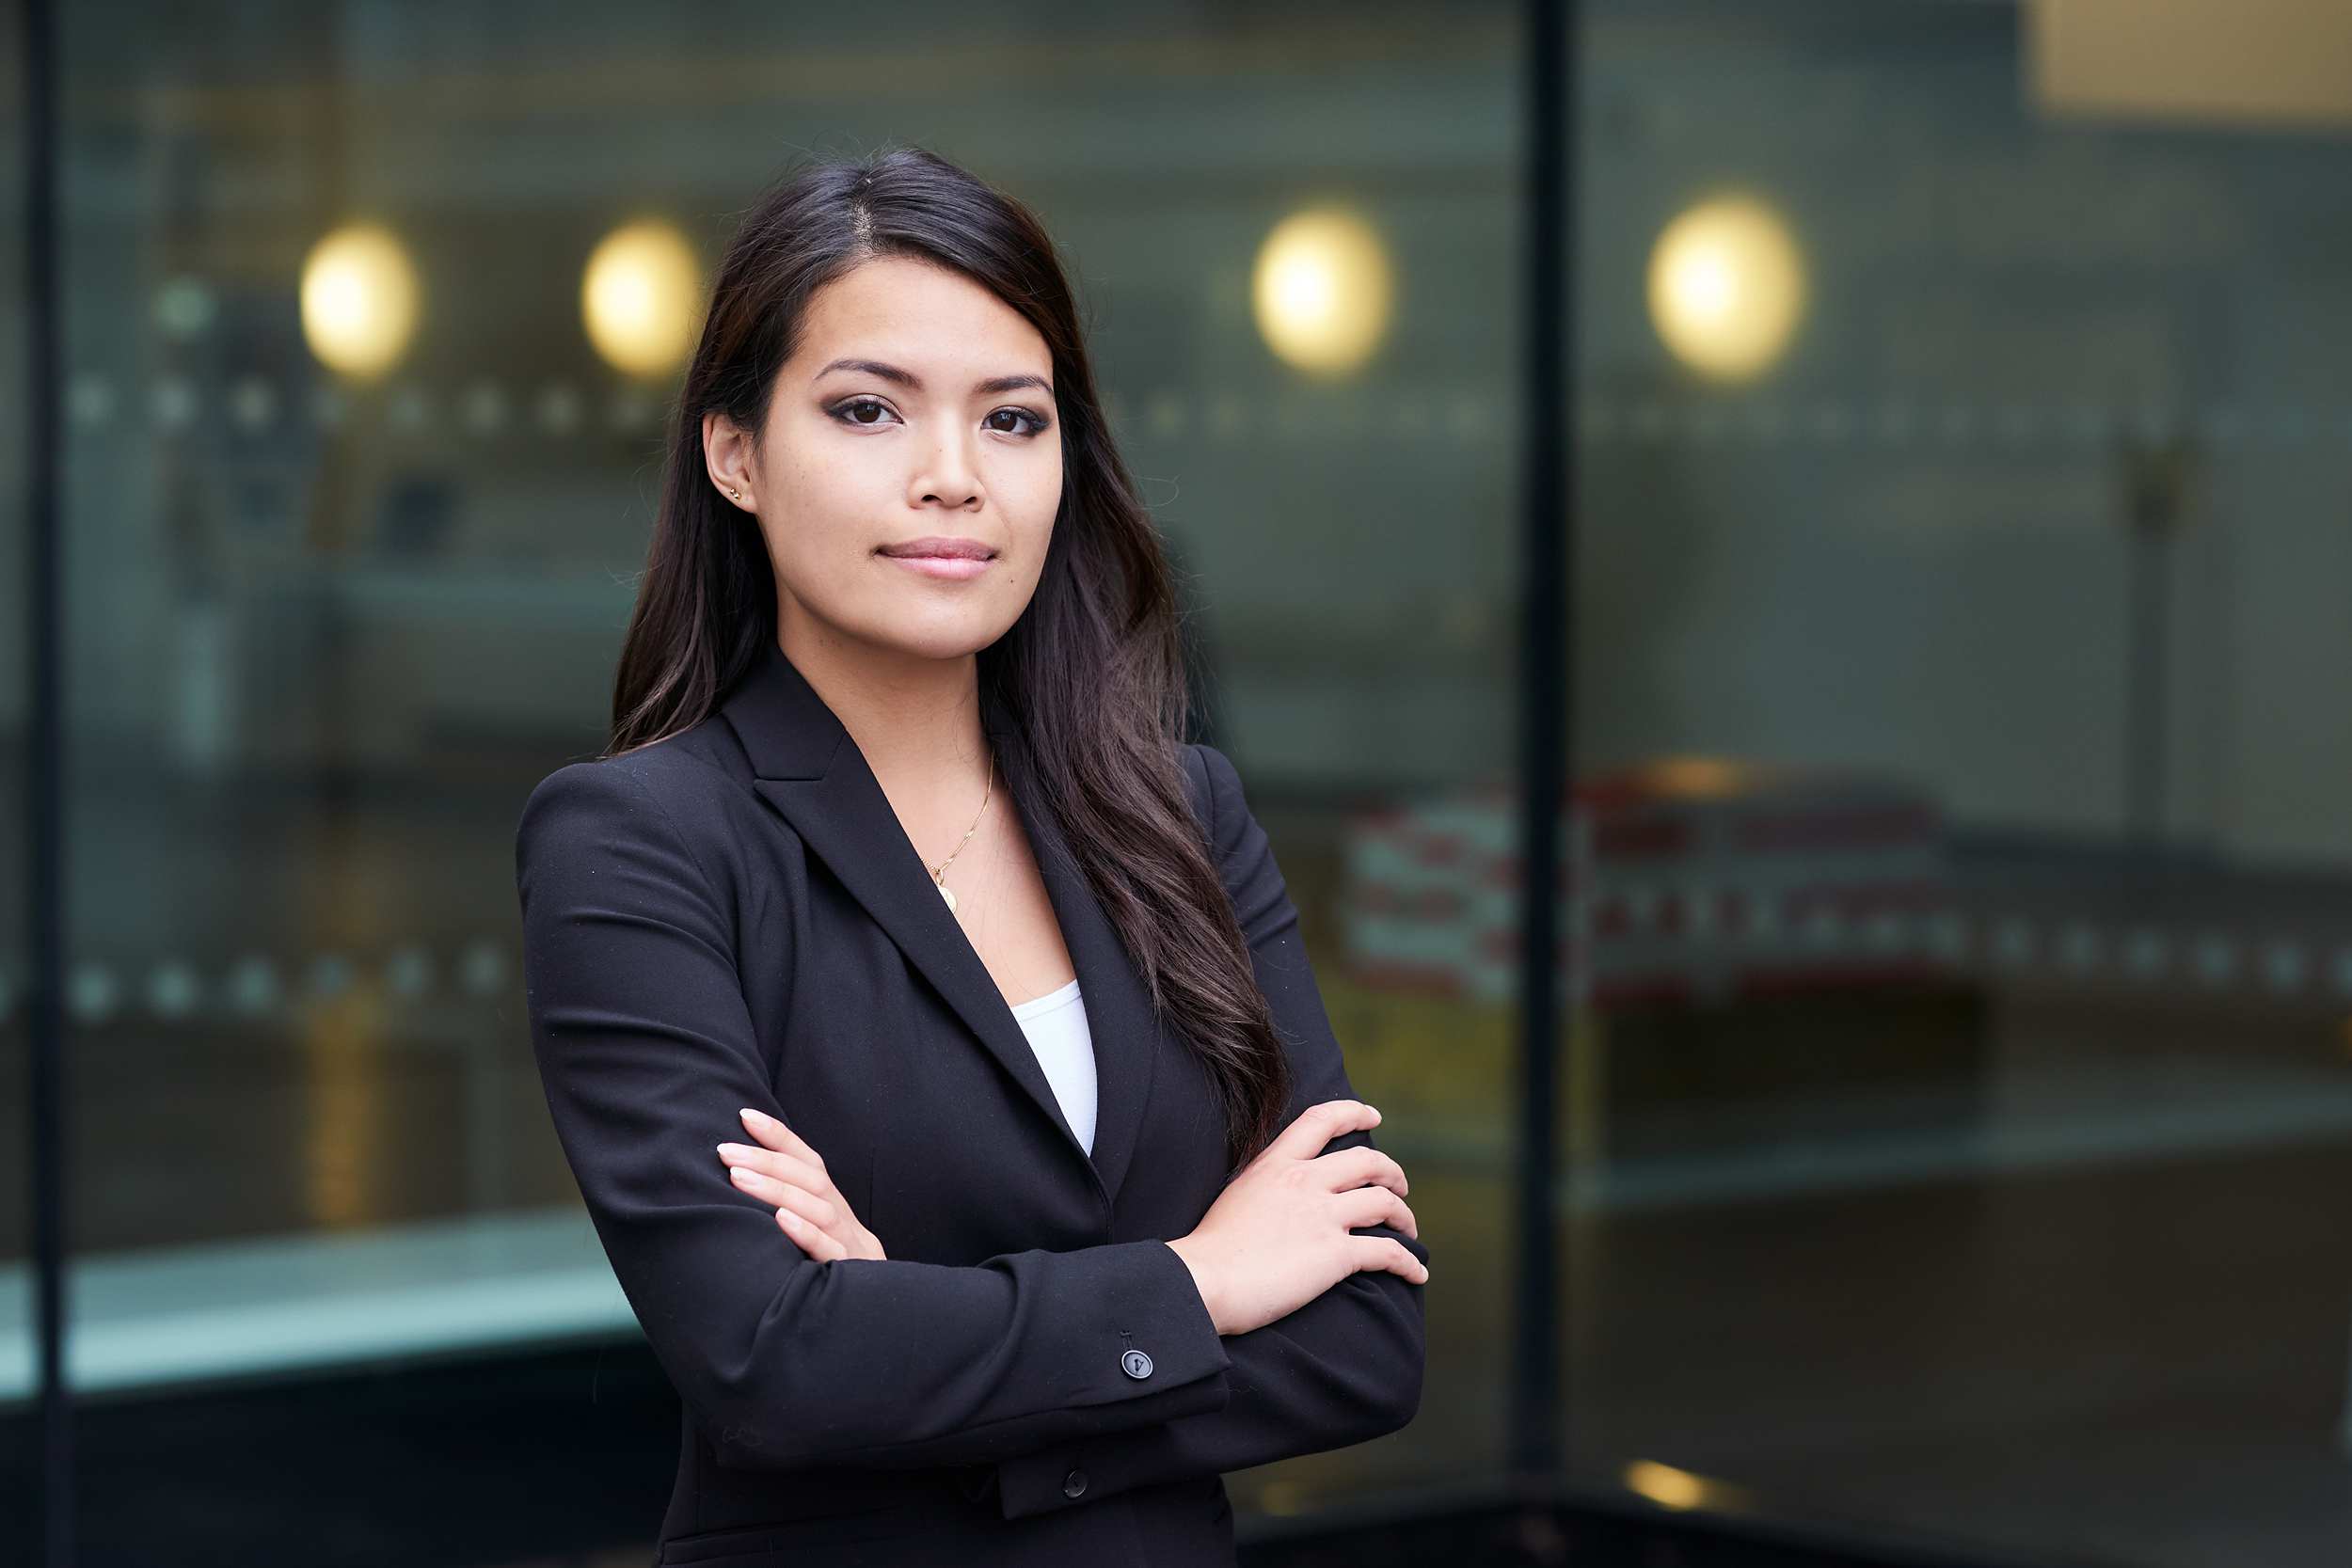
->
[928, 751, 993, 913]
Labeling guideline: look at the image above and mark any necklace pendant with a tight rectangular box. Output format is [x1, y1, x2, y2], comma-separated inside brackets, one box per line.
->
[938, 881, 958, 913]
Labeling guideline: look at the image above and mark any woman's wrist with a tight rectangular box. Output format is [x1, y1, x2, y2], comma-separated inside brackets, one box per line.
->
[1163, 1234, 1225, 1335]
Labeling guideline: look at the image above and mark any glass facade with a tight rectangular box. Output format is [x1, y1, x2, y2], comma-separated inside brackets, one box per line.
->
[1567, 4, 2352, 1565]
[7, 2, 2351, 1565]
[8, 1, 1522, 1560]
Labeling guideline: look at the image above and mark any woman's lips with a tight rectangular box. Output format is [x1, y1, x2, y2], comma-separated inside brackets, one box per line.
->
[880, 543, 997, 585]
[878, 550, 993, 580]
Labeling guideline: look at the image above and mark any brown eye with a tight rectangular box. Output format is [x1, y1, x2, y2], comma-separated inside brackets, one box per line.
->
[987, 407, 1051, 436]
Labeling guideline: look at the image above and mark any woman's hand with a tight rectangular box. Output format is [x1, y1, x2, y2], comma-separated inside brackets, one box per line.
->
[717, 1106, 886, 1262]
[1164, 1100, 1426, 1337]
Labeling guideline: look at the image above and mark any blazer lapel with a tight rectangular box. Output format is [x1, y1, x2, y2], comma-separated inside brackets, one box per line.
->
[995, 727, 1157, 1207]
[717, 641, 1157, 1209]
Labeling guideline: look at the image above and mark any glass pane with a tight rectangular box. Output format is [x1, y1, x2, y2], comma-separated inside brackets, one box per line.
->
[1569, 3, 2352, 1564]
[56, 0, 1521, 1552]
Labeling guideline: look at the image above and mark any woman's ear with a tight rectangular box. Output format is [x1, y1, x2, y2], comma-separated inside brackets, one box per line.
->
[703, 409, 755, 509]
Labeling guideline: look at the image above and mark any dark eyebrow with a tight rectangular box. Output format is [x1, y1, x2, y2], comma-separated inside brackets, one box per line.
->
[811, 357, 1054, 400]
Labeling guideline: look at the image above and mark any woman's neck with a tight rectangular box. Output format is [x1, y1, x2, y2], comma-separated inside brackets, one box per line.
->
[775, 626, 994, 816]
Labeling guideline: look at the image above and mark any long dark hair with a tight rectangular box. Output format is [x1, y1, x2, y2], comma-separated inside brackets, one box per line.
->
[605, 145, 1290, 1177]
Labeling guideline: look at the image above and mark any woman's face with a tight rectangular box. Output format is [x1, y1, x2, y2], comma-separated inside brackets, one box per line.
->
[705, 255, 1064, 666]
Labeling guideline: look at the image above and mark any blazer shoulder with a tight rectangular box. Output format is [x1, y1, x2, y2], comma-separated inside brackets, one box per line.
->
[1178, 740, 1213, 843]
[1182, 739, 1248, 848]
[514, 729, 754, 887]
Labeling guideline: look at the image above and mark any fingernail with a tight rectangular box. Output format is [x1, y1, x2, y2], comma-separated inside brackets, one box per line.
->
[729, 1166, 755, 1185]
[717, 1142, 747, 1160]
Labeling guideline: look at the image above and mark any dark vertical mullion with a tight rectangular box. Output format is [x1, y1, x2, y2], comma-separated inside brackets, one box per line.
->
[1511, 0, 1572, 1484]
[20, 0, 71, 1563]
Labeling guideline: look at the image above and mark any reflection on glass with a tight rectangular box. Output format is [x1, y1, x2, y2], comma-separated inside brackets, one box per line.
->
[1573, 1, 2352, 1564]
[34, 0, 1530, 1553]
[1251, 206, 1396, 377]
[581, 218, 703, 379]
[1645, 195, 1804, 383]
[300, 224, 421, 380]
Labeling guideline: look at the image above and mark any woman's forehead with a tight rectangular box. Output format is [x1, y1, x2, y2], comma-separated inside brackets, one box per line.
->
[797, 259, 1048, 375]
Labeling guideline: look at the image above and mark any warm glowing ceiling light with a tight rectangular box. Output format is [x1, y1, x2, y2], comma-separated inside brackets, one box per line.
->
[300, 224, 420, 380]
[582, 219, 702, 380]
[1251, 206, 1394, 377]
[1646, 195, 1805, 382]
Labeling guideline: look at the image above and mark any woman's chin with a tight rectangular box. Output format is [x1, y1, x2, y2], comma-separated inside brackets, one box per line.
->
[864, 610, 1021, 665]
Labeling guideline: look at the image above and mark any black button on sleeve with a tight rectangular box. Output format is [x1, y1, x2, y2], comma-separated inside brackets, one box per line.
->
[1062, 1467, 1089, 1499]
[1121, 1348, 1153, 1379]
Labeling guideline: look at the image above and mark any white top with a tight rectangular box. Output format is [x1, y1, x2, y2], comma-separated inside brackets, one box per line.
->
[1007, 976, 1097, 1153]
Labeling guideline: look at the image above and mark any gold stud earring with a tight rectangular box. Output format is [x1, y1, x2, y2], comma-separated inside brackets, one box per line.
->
[727, 486, 743, 503]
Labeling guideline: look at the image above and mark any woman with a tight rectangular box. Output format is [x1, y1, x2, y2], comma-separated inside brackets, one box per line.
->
[515, 146, 1430, 1568]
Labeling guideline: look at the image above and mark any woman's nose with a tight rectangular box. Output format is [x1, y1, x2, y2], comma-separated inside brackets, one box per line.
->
[914, 448, 980, 509]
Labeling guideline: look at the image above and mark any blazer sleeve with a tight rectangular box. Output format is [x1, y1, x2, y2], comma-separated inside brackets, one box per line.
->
[515, 756, 1236, 1474]
[985, 739, 1430, 1519]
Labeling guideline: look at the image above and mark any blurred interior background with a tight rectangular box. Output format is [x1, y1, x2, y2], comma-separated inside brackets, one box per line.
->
[7, 1, 2352, 1563]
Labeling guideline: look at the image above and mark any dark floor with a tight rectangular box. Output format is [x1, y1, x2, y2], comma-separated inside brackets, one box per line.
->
[1560, 1135, 2352, 1568]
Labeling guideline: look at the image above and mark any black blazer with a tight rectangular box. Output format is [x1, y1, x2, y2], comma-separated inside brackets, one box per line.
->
[514, 641, 1429, 1567]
